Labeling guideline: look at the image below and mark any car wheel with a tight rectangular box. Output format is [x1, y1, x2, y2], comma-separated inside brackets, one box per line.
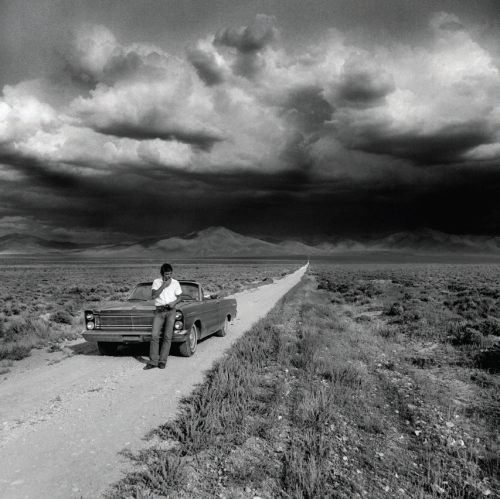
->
[215, 316, 229, 337]
[97, 342, 118, 356]
[179, 324, 198, 357]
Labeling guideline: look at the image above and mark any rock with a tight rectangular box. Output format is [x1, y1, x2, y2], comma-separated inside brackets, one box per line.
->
[433, 484, 446, 494]
[389, 302, 404, 316]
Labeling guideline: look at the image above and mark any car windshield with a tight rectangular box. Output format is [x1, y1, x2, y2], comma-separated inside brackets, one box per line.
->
[178, 283, 200, 301]
[126, 282, 200, 301]
[127, 284, 152, 301]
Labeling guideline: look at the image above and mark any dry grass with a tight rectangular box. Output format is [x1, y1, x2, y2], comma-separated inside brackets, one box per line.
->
[0, 359, 12, 375]
[105, 265, 499, 498]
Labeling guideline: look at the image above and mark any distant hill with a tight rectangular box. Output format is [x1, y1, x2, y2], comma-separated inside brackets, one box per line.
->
[369, 228, 500, 253]
[0, 233, 95, 254]
[1, 227, 500, 257]
[64, 227, 290, 257]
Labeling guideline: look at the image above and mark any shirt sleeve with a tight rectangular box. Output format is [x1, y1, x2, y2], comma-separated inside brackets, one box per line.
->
[174, 281, 182, 296]
[152, 279, 162, 291]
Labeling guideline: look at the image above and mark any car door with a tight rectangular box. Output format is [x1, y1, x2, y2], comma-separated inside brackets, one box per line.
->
[199, 287, 221, 336]
[219, 298, 235, 325]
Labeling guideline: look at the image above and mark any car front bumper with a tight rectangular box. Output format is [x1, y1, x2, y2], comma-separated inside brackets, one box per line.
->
[82, 330, 188, 343]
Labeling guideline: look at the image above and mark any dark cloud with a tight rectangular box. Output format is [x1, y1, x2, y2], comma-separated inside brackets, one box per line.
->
[284, 86, 334, 133]
[213, 15, 279, 78]
[214, 14, 278, 54]
[0, 162, 311, 238]
[3, 141, 500, 240]
[2, 4, 500, 243]
[187, 48, 225, 86]
[93, 121, 224, 152]
[278, 86, 334, 169]
[340, 122, 492, 165]
[337, 57, 395, 107]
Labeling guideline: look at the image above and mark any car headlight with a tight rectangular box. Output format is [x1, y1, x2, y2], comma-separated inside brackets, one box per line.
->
[86, 322, 95, 330]
[85, 312, 94, 320]
[174, 321, 183, 330]
[175, 311, 182, 320]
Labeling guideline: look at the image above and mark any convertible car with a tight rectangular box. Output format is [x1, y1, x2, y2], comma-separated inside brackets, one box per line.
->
[82, 280, 237, 357]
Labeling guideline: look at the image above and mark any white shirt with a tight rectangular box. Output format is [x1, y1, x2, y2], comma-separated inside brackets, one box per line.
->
[152, 278, 182, 307]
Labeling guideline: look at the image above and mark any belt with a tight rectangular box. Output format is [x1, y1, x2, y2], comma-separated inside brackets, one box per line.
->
[156, 305, 172, 312]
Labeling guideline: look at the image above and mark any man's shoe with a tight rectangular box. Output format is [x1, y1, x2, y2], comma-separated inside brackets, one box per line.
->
[143, 363, 157, 370]
[158, 362, 166, 369]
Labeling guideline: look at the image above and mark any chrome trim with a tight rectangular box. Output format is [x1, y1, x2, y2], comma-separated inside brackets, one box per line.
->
[81, 330, 188, 343]
[97, 326, 151, 330]
[98, 314, 154, 329]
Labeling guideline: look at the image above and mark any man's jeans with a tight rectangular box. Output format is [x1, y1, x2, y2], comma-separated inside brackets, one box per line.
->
[149, 308, 175, 366]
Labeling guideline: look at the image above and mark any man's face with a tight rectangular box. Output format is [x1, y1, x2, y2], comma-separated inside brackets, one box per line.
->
[162, 270, 172, 280]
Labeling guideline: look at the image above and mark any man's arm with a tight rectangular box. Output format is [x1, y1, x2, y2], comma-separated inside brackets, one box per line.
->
[168, 282, 183, 308]
[166, 282, 183, 309]
[169, 296, 181, 309]
[152, 279, 170, 300]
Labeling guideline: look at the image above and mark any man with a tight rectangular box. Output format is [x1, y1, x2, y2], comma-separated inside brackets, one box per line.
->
[144, 263, 182, 370]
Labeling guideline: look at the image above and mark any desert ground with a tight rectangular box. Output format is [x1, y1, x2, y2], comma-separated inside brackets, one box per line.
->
[0, 264, 308, 499]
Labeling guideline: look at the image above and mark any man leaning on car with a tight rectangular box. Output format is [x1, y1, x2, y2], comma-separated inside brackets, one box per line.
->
[144, 263, 182, 370]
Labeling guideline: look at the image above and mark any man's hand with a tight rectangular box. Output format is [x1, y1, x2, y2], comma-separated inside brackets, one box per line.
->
[152, 278, 172, 300]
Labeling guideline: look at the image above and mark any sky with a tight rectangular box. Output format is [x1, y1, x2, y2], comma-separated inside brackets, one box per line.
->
[1, 0, 500, 243]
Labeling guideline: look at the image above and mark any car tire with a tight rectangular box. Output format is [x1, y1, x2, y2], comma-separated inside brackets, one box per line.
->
[179, 324, 198, 357]
[97, 342, 118, 356]
[215, 316, 229, 337]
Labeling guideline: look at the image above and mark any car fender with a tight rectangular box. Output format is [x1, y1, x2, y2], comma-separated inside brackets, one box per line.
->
[182, 311, 204, 337]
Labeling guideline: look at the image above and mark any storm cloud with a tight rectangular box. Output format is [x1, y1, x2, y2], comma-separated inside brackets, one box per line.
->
[1, 4, 500, 241]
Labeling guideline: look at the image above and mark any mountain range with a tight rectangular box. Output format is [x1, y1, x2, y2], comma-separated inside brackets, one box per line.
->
[2, 227, 500, 257]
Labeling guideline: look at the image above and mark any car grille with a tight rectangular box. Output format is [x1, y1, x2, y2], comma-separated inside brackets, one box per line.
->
[99, 315, 153, 330]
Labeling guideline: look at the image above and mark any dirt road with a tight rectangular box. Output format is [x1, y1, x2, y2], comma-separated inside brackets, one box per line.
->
[0, 264, 307, 499]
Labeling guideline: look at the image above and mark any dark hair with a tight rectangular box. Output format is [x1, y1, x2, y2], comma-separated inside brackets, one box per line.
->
[160, 263, 173, 274]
